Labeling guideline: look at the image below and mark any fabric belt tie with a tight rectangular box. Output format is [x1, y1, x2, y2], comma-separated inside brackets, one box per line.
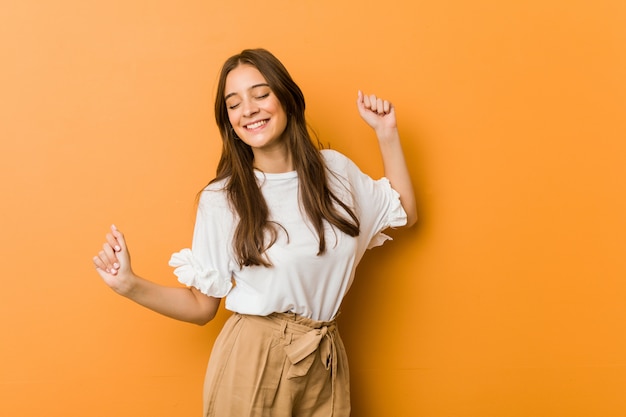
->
[283, 322, 338, 416]
[283, 324, 334, 375]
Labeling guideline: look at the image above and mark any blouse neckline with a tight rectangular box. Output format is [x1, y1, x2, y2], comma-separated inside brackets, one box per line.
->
[254, 169, 298, 180]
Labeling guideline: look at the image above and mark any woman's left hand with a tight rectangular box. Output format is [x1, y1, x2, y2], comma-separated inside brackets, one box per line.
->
[356, 90, 397, 134]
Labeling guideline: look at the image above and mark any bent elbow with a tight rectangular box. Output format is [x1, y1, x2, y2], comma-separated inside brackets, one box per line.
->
[193, 312, 216, 326]
[404, 210, 418, 228]
[406, 217, 418, 228]
[405, 217, 417, 228]
[189, 291, 221, 326]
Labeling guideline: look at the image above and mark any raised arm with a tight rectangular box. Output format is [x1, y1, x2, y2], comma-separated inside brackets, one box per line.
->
[357, 91, 417, 227]
[93, 225, 221, 325]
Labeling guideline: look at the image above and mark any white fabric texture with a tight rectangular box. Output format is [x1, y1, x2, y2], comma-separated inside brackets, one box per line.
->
[169, 149, 407, 321]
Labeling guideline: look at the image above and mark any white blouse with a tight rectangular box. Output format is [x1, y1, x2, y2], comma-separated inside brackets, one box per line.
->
[169, 149, 407, 321]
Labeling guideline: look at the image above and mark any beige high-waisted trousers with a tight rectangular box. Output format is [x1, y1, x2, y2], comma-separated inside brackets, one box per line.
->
[202, 312, 351, 417]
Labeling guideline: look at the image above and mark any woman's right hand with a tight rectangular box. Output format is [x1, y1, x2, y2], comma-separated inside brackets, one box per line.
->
[93, 225, 136, 297]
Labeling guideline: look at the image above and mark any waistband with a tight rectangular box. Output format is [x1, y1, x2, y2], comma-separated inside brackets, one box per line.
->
[242, 311, 337, 332]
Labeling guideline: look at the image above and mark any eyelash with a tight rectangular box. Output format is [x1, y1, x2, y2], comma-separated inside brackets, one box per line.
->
[227, 93, 270, 110]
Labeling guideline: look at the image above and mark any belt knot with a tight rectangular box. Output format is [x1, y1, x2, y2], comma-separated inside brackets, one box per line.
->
[283, 324, 336, 378]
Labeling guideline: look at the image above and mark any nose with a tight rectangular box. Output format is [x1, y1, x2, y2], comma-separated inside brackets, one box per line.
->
[241, 98, 259, 118]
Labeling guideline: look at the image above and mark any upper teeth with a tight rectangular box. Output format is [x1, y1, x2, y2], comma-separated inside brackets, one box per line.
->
[246, 120, 267, 129]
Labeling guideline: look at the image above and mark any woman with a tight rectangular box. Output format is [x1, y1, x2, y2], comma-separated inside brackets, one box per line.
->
[93, 48, 417, 417]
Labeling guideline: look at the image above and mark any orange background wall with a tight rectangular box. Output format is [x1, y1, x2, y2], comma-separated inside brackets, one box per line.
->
[2, 1, 625, 416]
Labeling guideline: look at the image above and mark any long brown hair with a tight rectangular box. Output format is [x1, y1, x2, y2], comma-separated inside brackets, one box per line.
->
[211, 48, 359, 267]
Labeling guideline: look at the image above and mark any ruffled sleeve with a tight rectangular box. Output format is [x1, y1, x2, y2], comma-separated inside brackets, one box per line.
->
[365, 177, 408, 249]
[322, 149, 408, 250]
[169, 248, 232, 297]
[169, 184, 235, 298]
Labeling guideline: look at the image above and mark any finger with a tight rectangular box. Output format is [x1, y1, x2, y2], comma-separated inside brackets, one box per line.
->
[106, 232, 122, 253]
[111, 224, 128, 253]
[93, 255, 114, 274]
[375, 98, 385, 114]
[102, 242, 116, 261]
[383, 100, 391, 114]
[94, 250, 117, 275]
[101, 243, 119, 273]
[363, 93, 373, 110]
[368, 94, 378, 112]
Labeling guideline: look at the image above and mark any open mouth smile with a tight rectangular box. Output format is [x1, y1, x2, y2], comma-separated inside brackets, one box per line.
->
[245, 119, 269, 130]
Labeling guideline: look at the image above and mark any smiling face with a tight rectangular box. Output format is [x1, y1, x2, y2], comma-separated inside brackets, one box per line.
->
[224, 64, 289, 159]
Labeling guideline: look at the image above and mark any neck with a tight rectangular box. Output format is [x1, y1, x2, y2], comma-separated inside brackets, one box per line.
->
[252, 149, 294, 173]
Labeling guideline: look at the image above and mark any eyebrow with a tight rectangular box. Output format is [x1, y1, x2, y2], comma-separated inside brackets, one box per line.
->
[225, 83, 270, 100]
